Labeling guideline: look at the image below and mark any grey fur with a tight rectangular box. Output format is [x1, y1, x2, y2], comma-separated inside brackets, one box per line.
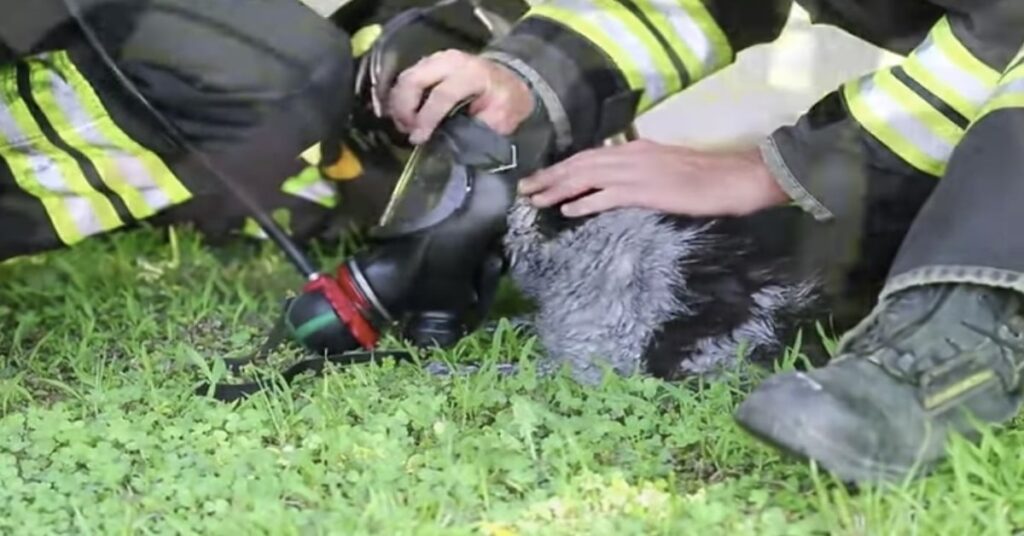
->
[680, 281, 818, 376]
[504, 198, 693, 384]
[502, 197, 819, 384]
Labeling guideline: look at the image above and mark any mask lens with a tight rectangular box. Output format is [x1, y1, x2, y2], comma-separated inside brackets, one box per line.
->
[374, 134, 469, 236]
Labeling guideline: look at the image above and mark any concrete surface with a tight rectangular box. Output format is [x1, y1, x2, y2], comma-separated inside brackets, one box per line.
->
[303, 0, 903, 148]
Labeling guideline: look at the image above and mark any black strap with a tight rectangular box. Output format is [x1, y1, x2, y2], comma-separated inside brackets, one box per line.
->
[193, 318, 414, 402]
[438, 113, 517, 170]
[195, 350, 416, 402]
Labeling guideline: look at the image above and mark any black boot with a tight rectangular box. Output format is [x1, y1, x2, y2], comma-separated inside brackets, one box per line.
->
[734, 284, 1024, 483]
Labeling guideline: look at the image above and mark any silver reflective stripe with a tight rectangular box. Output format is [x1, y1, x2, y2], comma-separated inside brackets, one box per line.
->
[648, 0, 721, 77]
[993, 75, 1024, 99]
[47, 70, 171, 213]
[912, 35, 993, 109]
[0, 97, 104, 238]
[63, 196, 105, 235]
[290, 178, 336, 207]
[552, 0, 669, 102]
[858, 75, 955, 164]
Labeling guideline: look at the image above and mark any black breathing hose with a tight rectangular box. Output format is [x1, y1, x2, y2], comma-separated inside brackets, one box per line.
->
[62, 0, 320, 279]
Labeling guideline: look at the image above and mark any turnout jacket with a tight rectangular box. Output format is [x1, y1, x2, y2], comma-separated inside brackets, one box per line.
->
[0, 0, 530, 261]
[481, 0, 1024, 224]
[0, 0, 354, 259]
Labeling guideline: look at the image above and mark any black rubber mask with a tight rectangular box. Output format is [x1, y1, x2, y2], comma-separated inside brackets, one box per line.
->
[371, 112, 520, 239]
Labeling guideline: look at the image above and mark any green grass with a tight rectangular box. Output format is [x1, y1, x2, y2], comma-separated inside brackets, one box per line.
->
[1, 226, 1022, 535]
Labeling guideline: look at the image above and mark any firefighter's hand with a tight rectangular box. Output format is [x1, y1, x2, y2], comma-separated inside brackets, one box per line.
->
[387, 50, 535, 145]
[518, 140, 790, 218]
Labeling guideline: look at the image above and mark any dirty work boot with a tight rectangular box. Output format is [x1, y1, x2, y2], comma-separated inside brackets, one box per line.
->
[734, 284, 1024, 483]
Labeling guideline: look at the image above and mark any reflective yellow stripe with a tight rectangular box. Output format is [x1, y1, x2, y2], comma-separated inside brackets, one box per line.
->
[242, 209, 291, 240]
[875, 70, 963, 146]
[607, 0, 682, 98]
[845, 69, 964, 177]
[27, 56, 152, 220]
[633, 0, 732, 82]
[901, 17, 1001, 119]
[980, 62, 1024, 116]
[282, 165, 337, 209]
[0, 65, 120, 244]
[923, 370, 996, 410]
[0, 99, 81, 244]
[351, 24, 382, 58]
[622, 0, 704, 85]
[51, 52, 192, 210]
[1014, 47, 1024, 67]
[681, 0, 733, 70]
[529, 0, 731, 112]
[630, 0, 691, 88]
[529, 3, 645, 102]
[301, 143, 321, 166]
[930, 18, 1001, 86]
[241, 217, 268, 240]
[528, 2, 659, 111]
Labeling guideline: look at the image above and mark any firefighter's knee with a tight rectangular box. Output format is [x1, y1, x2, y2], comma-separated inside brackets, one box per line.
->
[262, 24, 354, 150]
[114, 0, 354, 147]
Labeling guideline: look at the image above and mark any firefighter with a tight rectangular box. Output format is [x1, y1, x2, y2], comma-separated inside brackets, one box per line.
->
[0, 0, 360, 259]
[384, 0, 1024, 483]
[0, 0, 532, 257]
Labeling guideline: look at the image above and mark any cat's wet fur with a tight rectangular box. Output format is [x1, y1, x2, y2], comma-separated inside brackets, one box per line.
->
[502, 198, 826, 385]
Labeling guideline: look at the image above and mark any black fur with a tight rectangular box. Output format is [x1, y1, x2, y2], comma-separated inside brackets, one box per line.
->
[504, 198, 824, 385]
[642, 213, 826, 379]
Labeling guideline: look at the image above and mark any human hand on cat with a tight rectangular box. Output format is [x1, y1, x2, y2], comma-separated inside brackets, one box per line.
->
[518, 139, 790, 218]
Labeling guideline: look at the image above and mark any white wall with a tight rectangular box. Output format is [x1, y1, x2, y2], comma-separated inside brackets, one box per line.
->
[303, 0, 343, 16]
[304, 1, 903, 149]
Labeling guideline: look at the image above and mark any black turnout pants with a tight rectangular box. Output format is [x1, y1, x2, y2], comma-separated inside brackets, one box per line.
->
[0, 0, 353, 261]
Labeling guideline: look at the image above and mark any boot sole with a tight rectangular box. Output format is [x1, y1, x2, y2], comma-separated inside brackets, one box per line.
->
[733, 393, 930, 485]
[736, 418, 924, 484]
